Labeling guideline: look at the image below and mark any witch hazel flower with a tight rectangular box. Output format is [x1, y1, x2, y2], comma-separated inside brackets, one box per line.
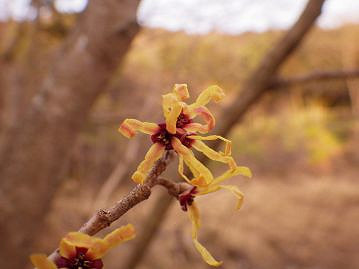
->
[30, 224, 135, 269]
[119, 84, 252, 266]
[119, 84, 249, 185]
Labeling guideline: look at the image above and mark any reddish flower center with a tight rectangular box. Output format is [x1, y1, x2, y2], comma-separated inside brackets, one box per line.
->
[151, 123, 173, 150]
[176, 112, 192, 128]
[55, 247, 103, 269]
[178, 186, 197, 211]
[151, 112, 194, 150]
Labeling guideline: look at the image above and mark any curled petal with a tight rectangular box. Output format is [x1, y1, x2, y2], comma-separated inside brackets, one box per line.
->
[188, 204, 222, 267]
[188, 135, 232, 155]
[173, 84, 190, 101]
[195, 85, 225, 106]
[59, 238, 76, 259]
[171, 137, 213, 184]
[193, 239, 223, 267]
[191, 140, 236, 169]
[184, 106, 215, 134]
[211, 166, 252, 186]
[85, 238, 107, 260]
[162, 93, 183, 134]
[178, 155, 191, 183]
[190, 176, 209, 187]
[60, 232, 94, 258]
[103, 224, 136, 248]
[89, 224, 136, 259]
[188, 203, 201, 238]
[119, 119, 159, 138]
[218, 185, 244, 210]
[132, 143, 165, 184]
[30, 254, 57, 269]
[197, 184, 220, 195]
[187, 85, 225, 112]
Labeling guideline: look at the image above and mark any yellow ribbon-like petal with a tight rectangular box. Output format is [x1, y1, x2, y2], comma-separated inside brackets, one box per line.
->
[177, 155, 191, 183]
[119, 119, 159, 138]
[30, 254, 57, 269]
[89, 224, 136, 259]
[194, 85, 225, 106]
[211, 166, 252, 186]
[132, 143, 165, 184]
[184, 106, 215, 134]
[218, 185, 244, 210]
[103, 224, 136, 248]
[173, 84, 190, 101]
[84, 238, 108, 260]
[162, 93, 183, 134]
[188, 204, 222, 267]
[190, 176, 209, 187]
[196, 184, 220, 195]
[59, 236, 77, 259]
[193, 239, 223, 267]
[171, 137, 213, 184]
[60, 232, 95, 258]
[191, 140, 236, 169]
[188, 203, 201, 238]
[188, 135, 232, 156]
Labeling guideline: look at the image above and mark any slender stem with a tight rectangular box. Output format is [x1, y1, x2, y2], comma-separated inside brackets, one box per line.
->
[47, 150, 190, 263]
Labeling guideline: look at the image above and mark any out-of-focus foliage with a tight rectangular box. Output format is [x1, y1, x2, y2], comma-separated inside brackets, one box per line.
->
[232, 103, 343, 171]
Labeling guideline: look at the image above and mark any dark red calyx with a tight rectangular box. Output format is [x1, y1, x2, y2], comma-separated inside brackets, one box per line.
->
[179, 186, 198, 211]
[174, 128, 195, 148]
[151, 123, 194, 150]
[151, 123, 173, 150]
[55, 247, 103, 269]
[176, 112, 192, 128]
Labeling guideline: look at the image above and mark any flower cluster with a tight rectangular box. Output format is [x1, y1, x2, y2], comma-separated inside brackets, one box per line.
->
[119, 84, 252, 266]
[31, 224, 135, 269]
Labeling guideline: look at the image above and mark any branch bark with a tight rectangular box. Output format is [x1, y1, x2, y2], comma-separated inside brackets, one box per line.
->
[47, 152, 187, 263]
[79, 153, 174, 236]
[0, 1, 141, 267]
[270, 69, 359, 89]
[122, 1, 327, 268]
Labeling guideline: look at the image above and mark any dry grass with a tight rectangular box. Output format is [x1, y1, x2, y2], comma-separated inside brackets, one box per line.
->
[134, 174, 359, 269]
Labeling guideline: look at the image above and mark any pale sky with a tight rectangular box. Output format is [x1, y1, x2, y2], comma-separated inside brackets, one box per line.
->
[0, 0, 358, 34]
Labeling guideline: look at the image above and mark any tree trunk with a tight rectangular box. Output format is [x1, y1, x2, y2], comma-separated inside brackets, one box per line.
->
[0, 0, 140, 267]
[215, 0, 326, 138]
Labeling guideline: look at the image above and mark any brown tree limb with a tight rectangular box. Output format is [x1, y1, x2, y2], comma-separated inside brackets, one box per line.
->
[270, 69, 359, 89]
[215, 0, 326, 139]
[79, 152, 174, 236]
[46, 151, 190, 264]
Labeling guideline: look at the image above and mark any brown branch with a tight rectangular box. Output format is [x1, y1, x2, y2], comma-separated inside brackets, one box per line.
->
[215, 0, 326, 140]
[79, 150, 171, 235]
[270, 69, 359, 89]
[46, 151, 191, 263]
[156, 178, 189, 197]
